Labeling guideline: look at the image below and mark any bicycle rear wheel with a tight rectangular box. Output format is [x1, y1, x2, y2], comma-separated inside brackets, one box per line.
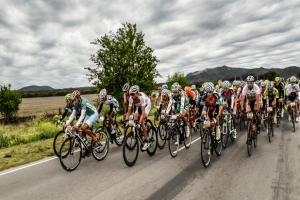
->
[59, 137, 82, 172]
[157, 122, 167, 149]
[247, 123, 252, 157]
[115, 125, 125, 146]
[168, 127, 179, 158]
[184, 126, 192, 149]
[221, 121, 228, 148]
[147, 126, 158, 156]
[201, 129, 211, 168]
[123, 132, 139, 167]
[92, 131, 109, 161]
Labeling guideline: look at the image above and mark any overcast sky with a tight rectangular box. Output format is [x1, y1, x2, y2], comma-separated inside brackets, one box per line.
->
[1, 0, 300, 90]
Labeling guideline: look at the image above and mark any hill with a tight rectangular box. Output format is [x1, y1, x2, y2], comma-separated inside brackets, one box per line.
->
[18, 85, 54, 92]
[186, 66, 300, 82]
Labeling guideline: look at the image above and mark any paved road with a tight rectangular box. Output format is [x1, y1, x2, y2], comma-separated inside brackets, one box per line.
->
[1, 115, 299, 200]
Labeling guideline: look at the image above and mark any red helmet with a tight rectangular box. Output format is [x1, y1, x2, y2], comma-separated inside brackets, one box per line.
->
[158, 87, 162, 91]
[185, 87, 191, 95]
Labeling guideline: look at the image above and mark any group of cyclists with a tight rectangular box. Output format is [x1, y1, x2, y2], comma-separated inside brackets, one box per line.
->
[57, 75, 300, 169]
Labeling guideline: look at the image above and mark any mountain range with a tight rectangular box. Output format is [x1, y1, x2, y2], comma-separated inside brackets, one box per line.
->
[185, 66, 300, 82]
[18, 85, 54, 92]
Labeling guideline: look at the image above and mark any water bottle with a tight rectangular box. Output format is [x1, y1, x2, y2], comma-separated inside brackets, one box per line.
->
[82, 137, 89, 145]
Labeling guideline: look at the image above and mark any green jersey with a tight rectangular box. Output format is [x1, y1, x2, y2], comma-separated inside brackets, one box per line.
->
[263, 88, 279, 100]
[74, 97, 98, 116]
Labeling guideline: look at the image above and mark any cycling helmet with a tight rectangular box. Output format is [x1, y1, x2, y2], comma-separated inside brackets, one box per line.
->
[161, 89, 169, 96]
[204, 83, 214, 92]
[222, 81, 231, 88]
[122, 83, 130, 92]
[246, 76, 255, 82]
[162, 84, 168, 90]
[275, 77, 280, 83]
[70, 90, 80, 100]
[158, 87, 162, 91]
[280, 78, 284, 83]
[256, 80, 260, 85]
[232, 80, 239, 86]
[171, 83, 180, 92]
[240, 81, 245, 86]
[99, 89, 107, 99]
[129, 85, 139, 95]
[261, 81, 266, 87]
[290, 76, 297, 83]
[185, 87, 192, 95]
[265, 80, 269, 84]
[179, 85, 182, 90]
[267, 82, 274, 89]
[191, 85, 196, 90]
[65, 93, 72, 102]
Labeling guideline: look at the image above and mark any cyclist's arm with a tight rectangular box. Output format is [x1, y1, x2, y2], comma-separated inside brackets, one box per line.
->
[108, 103, 113, 115]
[61, 106, 69, 120]
[98, 102, 103, 114]
[76, 109, 86, 126]
[231, 94, 234, 109]
[66, 110, 76, 126]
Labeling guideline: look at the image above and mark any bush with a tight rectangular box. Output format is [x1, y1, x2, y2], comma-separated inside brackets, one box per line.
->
[166, 71, 190, 89]
[0, 84, 22, 122]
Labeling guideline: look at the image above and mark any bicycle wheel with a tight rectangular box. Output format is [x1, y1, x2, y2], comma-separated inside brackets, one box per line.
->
[157, 122, 167, 149]
[292, 110, 295, 132]
[215, 128, 222, 157]
[268, 116, 271, 143]
[221, 121, 228, 148]
[201, 129, 211, 168]
[184, 126, 192, 149]
[59, 137, 82, 172]
[230, 119, 235, 142]
[247, 123, 252, 157]
[114, 125, 125, 147]
[146, 119, 153, 127]
[239, 117, 243, 131]
[123, 132, 139, 167]
[92, 131, 109, 161]
[147, 126, 158, 156]
[53, 130, 70, 158]
[168, 127, 179, 158]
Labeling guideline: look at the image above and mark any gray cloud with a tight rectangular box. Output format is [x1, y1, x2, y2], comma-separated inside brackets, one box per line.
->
[0, 0, 300, 90]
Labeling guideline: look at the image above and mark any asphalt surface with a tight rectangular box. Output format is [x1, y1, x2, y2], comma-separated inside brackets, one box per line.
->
[0, 114, 299, 200]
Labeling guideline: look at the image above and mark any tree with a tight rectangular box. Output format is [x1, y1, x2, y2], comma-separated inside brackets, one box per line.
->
[86, 22, 161, 112]
[166, 72, 190, 89]
[0, 84, 22, 122]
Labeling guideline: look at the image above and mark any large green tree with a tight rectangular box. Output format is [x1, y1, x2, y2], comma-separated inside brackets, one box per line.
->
[0, 84, 22, 122]
[166, 71, 190, 89]
[86, 22, 161, 112]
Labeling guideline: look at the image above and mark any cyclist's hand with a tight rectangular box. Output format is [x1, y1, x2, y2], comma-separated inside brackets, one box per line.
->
[123, 114, 126, 119]
[73, 125, 78, 132]
[63, 124, 67, 130]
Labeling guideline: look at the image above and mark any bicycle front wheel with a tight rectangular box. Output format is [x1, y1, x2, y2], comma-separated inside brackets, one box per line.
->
[53, 130, 69, 158]
[92, 131, 109, 161]
[184, 126, 192, 149]
[115, 126, 125, 146]
[123, 132, 139, 167]
[59, 137, 82, 172]
[221, 122, 228, 148]
[201, 129, 211, 168]
[147, 126, 158, 156]
[247, 123, 252, 157]
[268, 116, 271, 143]
[168, 127, 179, 158]
[157, 122, 167, 149]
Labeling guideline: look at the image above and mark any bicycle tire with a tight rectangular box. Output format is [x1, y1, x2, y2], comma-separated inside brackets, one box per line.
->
[53, 130, 69, 158]
[230, 118, 235, 142]
[201, 129, 211, 168]
[215, 127, 222, 157]
[239, 117, 243, 131]
[123, 132, 139, 167]
[59, 137, 82, 172]
[168, 127, 179, 158]
[221, 121, 228, 148]
[147, 126, 158, 156]
[268, 115, 271, 143]
[247, 123, 252, 157]
[184, 126, 192, 149]
[92, 131, 109, 161]
[114, 126, 125, 147]
[157, 122, 167, 149]
[292, 110, 295, 132]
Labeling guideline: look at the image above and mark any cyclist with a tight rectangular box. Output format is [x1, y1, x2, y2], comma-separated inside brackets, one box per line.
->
[64, 90, 98, 154]
[274, 77, 285, 117]
[286, 76, 300, 122]
[98, 89, 120, 138]
[260, 81, 267, 119]
[155, 89, 171, 121]
[124, 85, 151, 150]
[162, 84, 171, 94]
[262, 82, 279, 124]
[220, 81, 237, 138]
[59, 94, 80, 126]
[241, 76, 261, 132]
[153, 87, 162, 108]
[123, 83, 131, 119]
[198, 83, 221, 140]
[165, 83, 190, 137]
[191, 85, 199, 104]
[185, 87, 197, 127]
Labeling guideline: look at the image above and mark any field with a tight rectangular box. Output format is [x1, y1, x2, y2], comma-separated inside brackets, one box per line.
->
[17, 94, 99, 117]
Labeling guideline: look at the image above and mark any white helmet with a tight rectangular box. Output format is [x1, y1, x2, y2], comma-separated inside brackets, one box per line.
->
[71, 90, 80, 100]
[290, 76, 297, 83]
[129, 85, 139, 95]
[122, 83, 130, 92]
[246, 76, 255, 82]
[191, 85, 196, 90]
[162, 89, 169, 96]
[99, 89, 107, 99]
[171, 83, 180, 92]
[204, 83, 214, 92]
[267, 82, 274, 89]
[260, 81, 266, 86]
[222, 81, 231, 88]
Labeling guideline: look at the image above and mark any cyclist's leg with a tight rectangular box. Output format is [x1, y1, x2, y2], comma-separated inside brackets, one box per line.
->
[82, 114, 98, 140]
[232, 98, 237, 129]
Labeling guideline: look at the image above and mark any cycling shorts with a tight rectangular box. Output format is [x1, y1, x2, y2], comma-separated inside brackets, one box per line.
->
[135, 104, 151, 117]
[83, 113, 99, 128]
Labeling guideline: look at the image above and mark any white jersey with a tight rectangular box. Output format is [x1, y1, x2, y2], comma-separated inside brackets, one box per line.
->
[236, 87, 242, 96]
[129, 92, 151, 107]
[100, 95, 119, 108]
[156, 92, 162, 98]
[242, 84, 260, 101]
[285, 84, 300, 97]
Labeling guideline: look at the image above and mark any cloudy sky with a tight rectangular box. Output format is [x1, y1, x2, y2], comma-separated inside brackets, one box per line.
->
[1, 0, 300, 90]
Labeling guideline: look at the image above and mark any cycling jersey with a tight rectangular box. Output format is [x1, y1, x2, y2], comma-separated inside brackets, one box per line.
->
[98, 95, 119, 115]
[61, 103, 81, 120]
[193, 90, 199, 104]
[220, 89, 235, 109]
[263, 88, 279, 100]
[199, 93, 221, 119]
[156, 92, 162, 98]
[188, 91, 197, 107]
[166, 91, 189, 114]
[159, 93, 171, 109]
[274, 82, 284, 98]
[285, 84, 300, 102]
[242, 84, 260, 101]
[129, 92, 151, 117]
[124, 93, 131, 104]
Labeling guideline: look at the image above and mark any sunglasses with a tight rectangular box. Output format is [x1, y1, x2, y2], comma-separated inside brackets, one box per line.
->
[130, 93, 136, 96]
[207, 91, 212, 93]
[173, 92, 178, 94]
[247, 82, 253, 84]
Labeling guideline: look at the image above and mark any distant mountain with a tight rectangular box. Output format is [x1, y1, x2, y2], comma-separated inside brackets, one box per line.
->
[186, 66, 300, 82]
[18, 85, 54, 92]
